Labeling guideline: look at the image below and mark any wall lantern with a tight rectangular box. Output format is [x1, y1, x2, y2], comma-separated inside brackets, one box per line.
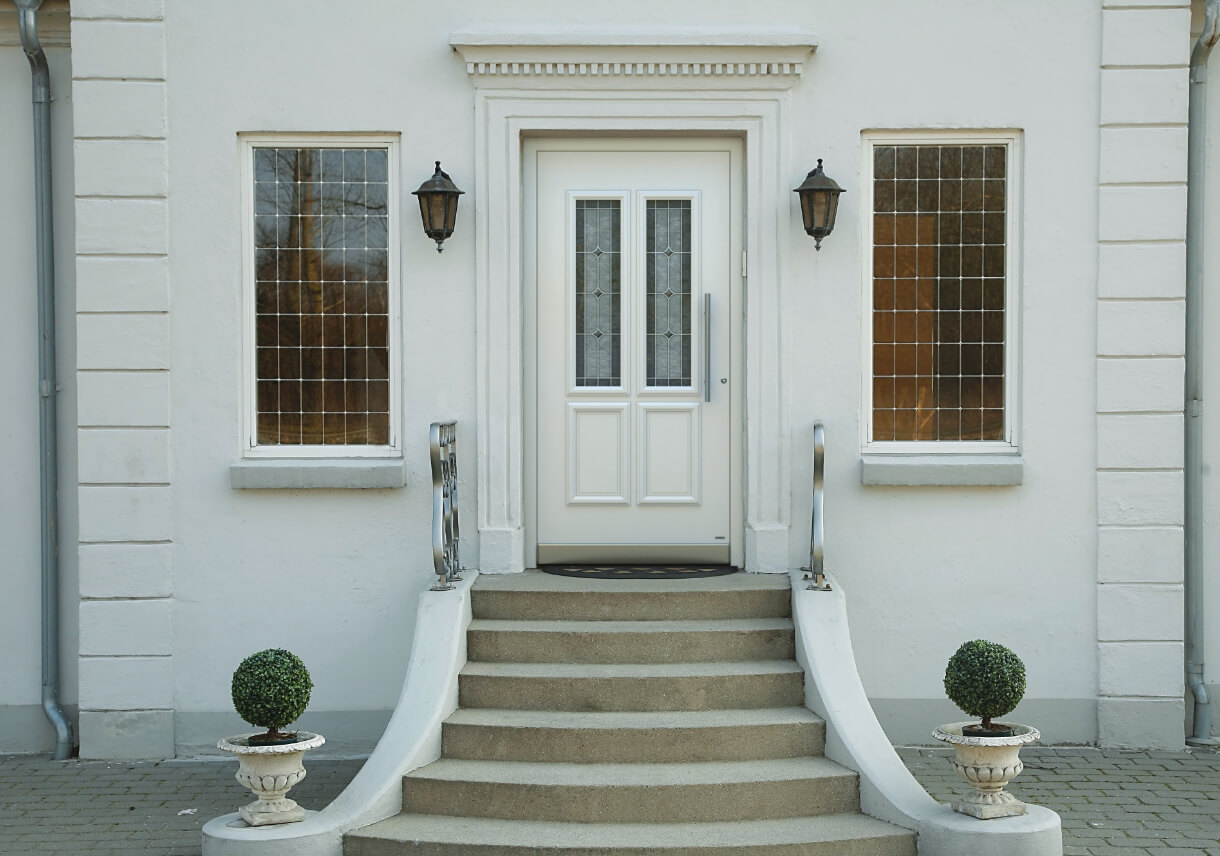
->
[412, 161, 464, 253]
[793, 159, 845, 250]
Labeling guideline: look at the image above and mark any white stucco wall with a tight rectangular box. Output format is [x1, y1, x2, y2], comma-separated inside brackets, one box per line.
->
[62, 0, 1197, 756]
[0, 4, 79, 754]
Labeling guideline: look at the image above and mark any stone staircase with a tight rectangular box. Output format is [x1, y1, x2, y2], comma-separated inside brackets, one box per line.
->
[344, 570, 916, 856]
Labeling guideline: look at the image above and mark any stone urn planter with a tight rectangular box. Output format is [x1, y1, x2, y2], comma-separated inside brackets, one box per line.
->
[218, 731, 325, 826]
[932, 721, 1039, 819]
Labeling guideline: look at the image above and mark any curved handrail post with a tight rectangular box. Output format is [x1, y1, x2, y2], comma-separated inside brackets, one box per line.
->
[803, 421, 831, 591]
[429, 421, 460, 591]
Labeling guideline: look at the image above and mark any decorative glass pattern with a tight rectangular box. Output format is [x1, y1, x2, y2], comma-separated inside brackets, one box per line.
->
[645, 200, 692, 387]
[872, 143, 1006, 442]
[574, 199, 621, 387]
[253, 146, 391, 445]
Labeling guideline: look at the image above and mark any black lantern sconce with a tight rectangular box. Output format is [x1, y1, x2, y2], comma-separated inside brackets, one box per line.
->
[412, 161, 464, 253]
[793, 159, 845, 250]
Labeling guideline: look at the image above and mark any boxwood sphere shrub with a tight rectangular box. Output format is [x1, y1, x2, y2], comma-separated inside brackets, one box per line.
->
[231, 648, 313, 739]
[943, 639, 1026, 731]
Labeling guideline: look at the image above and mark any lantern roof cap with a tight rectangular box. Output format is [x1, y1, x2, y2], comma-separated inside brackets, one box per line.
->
[413, 162, 464, 197]
[794, 159, 844, 195]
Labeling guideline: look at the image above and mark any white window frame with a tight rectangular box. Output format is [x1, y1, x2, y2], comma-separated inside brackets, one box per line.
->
[861, 129, 1022, 456]
[239, 133, 402, 460]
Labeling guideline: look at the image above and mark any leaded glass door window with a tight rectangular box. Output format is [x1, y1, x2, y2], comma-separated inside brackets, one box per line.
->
[530, 143, 742, 566]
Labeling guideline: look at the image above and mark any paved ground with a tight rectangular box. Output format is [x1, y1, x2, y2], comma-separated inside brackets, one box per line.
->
[1, 746, 1219, 854]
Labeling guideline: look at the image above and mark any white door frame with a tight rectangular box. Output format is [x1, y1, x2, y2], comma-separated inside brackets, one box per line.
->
[454, 31, 816, 572]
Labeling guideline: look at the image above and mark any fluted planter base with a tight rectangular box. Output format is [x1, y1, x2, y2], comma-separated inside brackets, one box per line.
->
[933, 722, 1039, 820]
[218, 732, 325, 826]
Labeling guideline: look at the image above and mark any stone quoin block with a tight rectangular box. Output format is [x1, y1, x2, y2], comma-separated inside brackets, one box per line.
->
[79, 656, 173, 709]
[1101, 7, 1192, 68]
[1098, 242, 1186, 299]
[1100, 68, 1189, 126]
[1098, 185, 1188, 243]
[1097, 583, 1184, 641]
[71, 80, 167, 139]
[77, 371, 171, 426]
[1098, 697, 1186, 751]
[76, 256, 170, 313]
[74, 140, 168, 198]
[77, 314, 169, 371]
[1099, 127, 1188, 185]
[1097, 413, 1184, 469]
[1096, 357, 1183, 412]
[77, 428, 171, 484]
[70, 20, 165, 80]
[71, 0, 166, 20]
[76, 198, 168, 255]
[1097, 300, 1185, 357]
[78, 485, 172, 542]
[78, 543, 172, 598]
[79, 599, 173, 656]
[1097, 526, 1184, 583]
[1098, 641, 1185, 697]
[78, 710, 174, 761]
[1097, 470, 1183, 526]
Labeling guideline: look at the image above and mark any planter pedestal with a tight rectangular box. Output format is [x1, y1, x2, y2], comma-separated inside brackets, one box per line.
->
[217, 732, 325, 826]
[932, 722, 1039, 819]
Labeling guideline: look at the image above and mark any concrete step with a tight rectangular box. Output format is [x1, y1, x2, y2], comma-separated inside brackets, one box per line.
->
[346, 813, 917, 856]
[442, 707, 824, 762]
[459, 660, 804, 711]
[467, 617, 795, 664]
[403, 757, 859, 824]
[471, 570, 791, 621]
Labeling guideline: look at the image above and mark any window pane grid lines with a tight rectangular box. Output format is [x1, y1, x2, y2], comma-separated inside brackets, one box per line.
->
[870, 140, 1010, 444]
[245, 138, 398, 453]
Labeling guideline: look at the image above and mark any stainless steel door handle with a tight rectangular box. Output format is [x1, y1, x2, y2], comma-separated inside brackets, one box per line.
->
[703, 293, 711, 403]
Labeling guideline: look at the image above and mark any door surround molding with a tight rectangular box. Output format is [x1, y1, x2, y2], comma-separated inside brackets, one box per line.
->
[454, 29, 817, 572]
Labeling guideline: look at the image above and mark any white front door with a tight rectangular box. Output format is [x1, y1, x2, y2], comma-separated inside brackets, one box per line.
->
[525, 140, 743, 565]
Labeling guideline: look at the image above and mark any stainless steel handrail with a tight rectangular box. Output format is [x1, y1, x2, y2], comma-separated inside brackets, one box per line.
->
[803, 421, 830, 591]
[429, 421, 461, 591]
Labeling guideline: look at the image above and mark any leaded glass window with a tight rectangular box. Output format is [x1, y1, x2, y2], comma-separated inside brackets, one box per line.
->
[574, 199, 621, 387]
[870, 140, 1010, 443]
[251, 144, 393, 447]
[645, 200, 692, 387]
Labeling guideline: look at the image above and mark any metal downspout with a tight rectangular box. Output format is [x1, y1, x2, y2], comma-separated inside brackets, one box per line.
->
[1186, 0, 1220, 747]
[16, 0, 72, 760]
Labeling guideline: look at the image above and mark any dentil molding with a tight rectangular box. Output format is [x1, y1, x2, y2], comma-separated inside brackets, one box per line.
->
[450, 26, 818, 88]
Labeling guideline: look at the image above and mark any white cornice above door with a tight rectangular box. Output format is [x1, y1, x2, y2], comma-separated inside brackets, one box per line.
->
[449, 26, 818, 89]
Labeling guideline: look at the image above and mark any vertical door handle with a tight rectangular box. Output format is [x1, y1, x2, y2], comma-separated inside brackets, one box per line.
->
[703, 293, 712, 402]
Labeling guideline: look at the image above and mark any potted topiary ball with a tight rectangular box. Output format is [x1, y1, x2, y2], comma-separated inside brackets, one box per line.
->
[217, 649, 325, 827]
[932, 640, 1040, 820]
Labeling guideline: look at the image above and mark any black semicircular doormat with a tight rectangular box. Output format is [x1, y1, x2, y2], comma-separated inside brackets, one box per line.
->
[540, 564, 738, 580]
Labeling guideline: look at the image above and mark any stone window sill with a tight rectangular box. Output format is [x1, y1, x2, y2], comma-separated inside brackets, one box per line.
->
[229, 458, 407, 490]
[860, 454, 1023, 486]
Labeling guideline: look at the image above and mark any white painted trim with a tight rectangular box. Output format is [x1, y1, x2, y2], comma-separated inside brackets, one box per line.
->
[238, 133, 402, 461]
[514, 131, 759, 572]
[859, 130, 1024, 456]
[790, 571, 1063, 856]
[201, 573, 476, 856]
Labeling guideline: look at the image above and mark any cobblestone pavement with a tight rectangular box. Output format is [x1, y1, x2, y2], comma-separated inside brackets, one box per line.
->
[1, 747, 1219, 854]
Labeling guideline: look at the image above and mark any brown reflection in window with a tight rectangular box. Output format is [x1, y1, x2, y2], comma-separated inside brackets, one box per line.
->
[872, 143, 1006, 442]
[253, 147, 391, 445]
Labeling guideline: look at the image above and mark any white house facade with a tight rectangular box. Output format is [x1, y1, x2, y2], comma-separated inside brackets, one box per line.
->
[2, 0, 1218, 761]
